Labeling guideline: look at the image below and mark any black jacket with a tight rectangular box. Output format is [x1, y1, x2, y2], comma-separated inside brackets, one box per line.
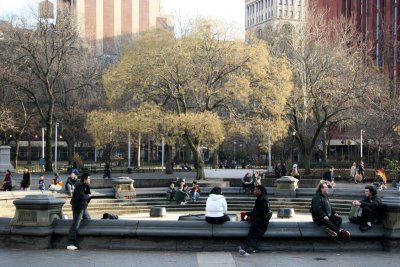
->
[21, 172, 31, 188]
[248, 194, 270, 228]
[310, 192, 336, 219]
[70, 180, 91, 213]
[360, 195, 381, 211]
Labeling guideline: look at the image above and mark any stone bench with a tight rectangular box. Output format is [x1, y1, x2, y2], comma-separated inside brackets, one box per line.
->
[0, 217, 394, 251]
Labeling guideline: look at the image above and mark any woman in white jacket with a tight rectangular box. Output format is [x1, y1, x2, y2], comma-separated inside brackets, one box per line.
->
[205, 187, 230, 224]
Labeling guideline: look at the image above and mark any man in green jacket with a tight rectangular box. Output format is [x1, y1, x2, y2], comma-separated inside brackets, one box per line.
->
[310, 182, 350, 237]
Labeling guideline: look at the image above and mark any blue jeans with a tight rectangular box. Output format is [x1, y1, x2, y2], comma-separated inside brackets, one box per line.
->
[67, 208, 91, 246]
[190, 192, 200, 201]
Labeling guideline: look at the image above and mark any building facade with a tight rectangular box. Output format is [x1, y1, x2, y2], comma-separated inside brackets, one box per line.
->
[245, 0, 308, 34]
[312, 0, 399, 95]
[56, 0, 172, 55]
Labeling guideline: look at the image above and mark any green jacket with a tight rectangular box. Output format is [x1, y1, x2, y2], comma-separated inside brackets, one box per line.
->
[310, 192, 336, 219]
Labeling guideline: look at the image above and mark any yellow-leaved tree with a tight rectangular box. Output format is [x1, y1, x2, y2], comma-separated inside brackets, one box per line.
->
[93, 19, 292, 179]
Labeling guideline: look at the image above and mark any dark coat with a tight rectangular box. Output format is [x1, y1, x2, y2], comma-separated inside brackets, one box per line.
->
[360, 195, 382, 211]
[70, 180, 91, 213]
[248, 194, 270, 228]
[310, 192, 336, 219]
[21, 172, 31, 188]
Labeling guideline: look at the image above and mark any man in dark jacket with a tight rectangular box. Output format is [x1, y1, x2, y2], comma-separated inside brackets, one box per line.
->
[67, 173, 91, 250]
[239, 185, 271, 255]
[352, 185, 382, 231]
[310, 182, 350, 237]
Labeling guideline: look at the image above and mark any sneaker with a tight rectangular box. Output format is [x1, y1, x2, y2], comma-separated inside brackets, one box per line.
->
[340, 229, 350, 237]
[325, 227, 338, 237]
[246, 247, 259, 254]
[359, 225, 372, 232]
[180, 202, 187, 205]
[238, 247, 250, 256]
[67, 245, 78, 250]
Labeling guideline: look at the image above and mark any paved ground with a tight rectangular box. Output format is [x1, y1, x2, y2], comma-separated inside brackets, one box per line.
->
[0, 249, 397, 267]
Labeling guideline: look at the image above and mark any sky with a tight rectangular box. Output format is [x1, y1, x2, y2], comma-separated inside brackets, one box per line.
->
[0, 0, 245, 37]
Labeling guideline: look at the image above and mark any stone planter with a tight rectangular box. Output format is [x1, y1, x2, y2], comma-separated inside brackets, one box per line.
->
[275, 176, 299, 197]
[112, 177, 136, 199]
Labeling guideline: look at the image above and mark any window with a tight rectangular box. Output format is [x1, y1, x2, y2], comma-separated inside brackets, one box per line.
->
[279, 9, 282, 17]
[298, 0, 301, 6]
[290, 11, 294, 18]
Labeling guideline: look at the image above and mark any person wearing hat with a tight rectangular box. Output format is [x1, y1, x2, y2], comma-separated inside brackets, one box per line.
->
[49, 173, 63, 191]
[291, 164, 301, 180]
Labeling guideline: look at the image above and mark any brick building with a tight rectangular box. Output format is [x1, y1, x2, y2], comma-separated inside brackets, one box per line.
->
[312, 0, 400, 95]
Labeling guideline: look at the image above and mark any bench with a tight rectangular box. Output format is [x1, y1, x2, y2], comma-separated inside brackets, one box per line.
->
[0, 217, 394, 251]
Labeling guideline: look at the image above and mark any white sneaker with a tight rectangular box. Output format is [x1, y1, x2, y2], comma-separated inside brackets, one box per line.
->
[67, 245, 78, 250]
[180, 202, 187, 205]
[238, 247, 250, 256]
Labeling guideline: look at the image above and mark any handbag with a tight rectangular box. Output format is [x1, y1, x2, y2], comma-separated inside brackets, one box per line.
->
[348, 205, 362, 223]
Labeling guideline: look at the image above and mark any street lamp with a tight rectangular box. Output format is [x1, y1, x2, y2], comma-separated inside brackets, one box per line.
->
[360, 129, 365, 160]
[233, 141, 237, 162]
[54, 122, 59, 171]
[291, 130, 296, 167]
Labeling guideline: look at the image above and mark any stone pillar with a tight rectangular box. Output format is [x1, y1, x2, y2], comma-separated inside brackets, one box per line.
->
[382, 197, 400, 252]
[112, 177, 136, 199]
[11, 195, 65, 226]
[0, 146, 16, 172]
[275, 176, 299, 197]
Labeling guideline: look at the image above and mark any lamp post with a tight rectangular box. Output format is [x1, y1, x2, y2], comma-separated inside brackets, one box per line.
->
[291, 130, 296, 167]
[233, 141, 237, 162]
[41, 127, 45, 159]
[54, 122, 59, 171]
[268, 134, 272, 172]
[360, 129, 365, 160]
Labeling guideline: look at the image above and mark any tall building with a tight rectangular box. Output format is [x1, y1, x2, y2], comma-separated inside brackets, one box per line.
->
[245, 0, 308, 35]
[312, 0, 399, 95]
[55, 0, 173, 56]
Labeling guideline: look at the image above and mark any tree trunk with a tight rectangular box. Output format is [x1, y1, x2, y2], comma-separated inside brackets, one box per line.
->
[13, 140, 20, 169]
[193, 147, 205, 180]
[165, 144, 173, 174]
[67, 140, 74, 164]
[27, 135, 32, 165]
[45, 122, 53, 172]
[303, 149, 311, 175]
[212, 147, 219, 169]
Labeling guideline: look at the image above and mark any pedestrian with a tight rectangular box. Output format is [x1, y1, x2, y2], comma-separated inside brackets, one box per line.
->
[190, 180, 201, 201]
[350, 162, 357, 183]
[38, 174, 46, 191]
[321, 166, 335, 188]
[2, 170, 13, 191]
[103, 162, 111, 179]
[396, 168, 400, 190]
[358, 161, 365, 183]
[20, 167, 31, 190]
[67, 173, 92, 250]
[310, 182, 350, 237]
[239, 185, 272, 256]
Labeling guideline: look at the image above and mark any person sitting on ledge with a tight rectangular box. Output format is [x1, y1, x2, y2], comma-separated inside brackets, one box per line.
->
[166, 182, 176, 201]
[351, 185, 382, 232]
[190, 180, 201, 201]
[310, 182, 350, 237]
[49, 173, 63, 191]
[241, 172, 253, 193]
[102, 213, 119, 220]
[205, 187, 230, 224]
[174, 182, 190, 205]
[321, 166, 335, 188]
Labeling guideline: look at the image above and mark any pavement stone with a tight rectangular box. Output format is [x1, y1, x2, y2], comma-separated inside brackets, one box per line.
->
[0, 249, 397, 267]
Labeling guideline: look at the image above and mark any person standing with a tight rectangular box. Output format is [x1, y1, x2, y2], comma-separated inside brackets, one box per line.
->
[20, 167, 31, 190]
[2, 170, 13, 191]
[38, 174, 46, 191]
[67, 173, 92, 250]
[205, 187, 230, 224]
[351, 185, 382, 231]
[350, 162, 357, 183]
[310, 182, 350, 237]
[103, 162, 111, 179]
[239, 185, 272, 255]
[358, 161, 365, 184]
